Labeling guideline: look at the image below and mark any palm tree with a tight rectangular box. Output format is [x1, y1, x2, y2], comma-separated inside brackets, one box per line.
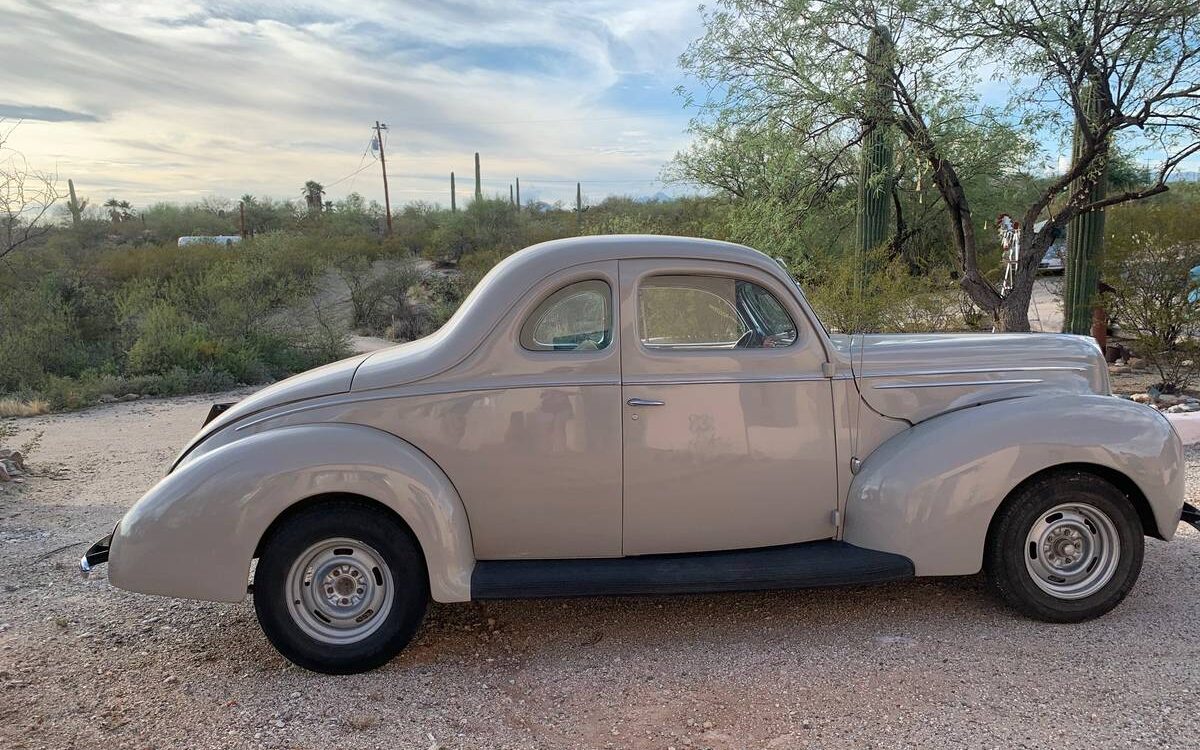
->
[103, 198, 134, 223]
[303, 181, 325, 215]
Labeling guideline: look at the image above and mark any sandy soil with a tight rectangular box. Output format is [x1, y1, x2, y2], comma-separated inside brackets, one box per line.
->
[1029, 276, 1063, 333]
[2, 393, 1199, 750]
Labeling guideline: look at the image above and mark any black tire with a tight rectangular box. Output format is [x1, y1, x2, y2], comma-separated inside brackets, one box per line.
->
[253, 500, 428, 674]
[985, 470, 1144, 623]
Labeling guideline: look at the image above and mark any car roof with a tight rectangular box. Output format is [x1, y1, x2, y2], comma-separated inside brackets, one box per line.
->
[488, 234, 781, 280]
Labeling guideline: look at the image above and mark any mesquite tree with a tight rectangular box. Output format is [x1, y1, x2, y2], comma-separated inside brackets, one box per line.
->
[679, 0, 1200, 331]
[0, 124, 59, 260]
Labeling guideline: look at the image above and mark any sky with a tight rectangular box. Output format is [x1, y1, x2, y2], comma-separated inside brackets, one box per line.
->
[0, 0, 705, 209]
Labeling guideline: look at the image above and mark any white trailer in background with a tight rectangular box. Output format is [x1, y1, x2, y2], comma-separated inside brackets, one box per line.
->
[177, 235, 242, 247]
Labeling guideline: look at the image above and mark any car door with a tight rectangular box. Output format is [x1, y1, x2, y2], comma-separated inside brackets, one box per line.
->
[385, 262, 624, 559]
[619, 258, 839, 555]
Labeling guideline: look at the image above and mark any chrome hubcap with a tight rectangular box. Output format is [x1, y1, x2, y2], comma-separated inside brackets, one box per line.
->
[1024, 503, 1120, 600]
[285, 538, 392, 644]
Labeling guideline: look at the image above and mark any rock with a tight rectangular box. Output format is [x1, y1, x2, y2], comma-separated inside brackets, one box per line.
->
[1108, 365, 1130, 374]
[97, 393, 118, 404]
[0, 459, 21, 477]
[1166, 403, 1200, 413]
[1131, 393, 1152, 404]
[1156, 394, 1183, 407]
[0, 465, 8, 482]
[118, 393, 140, 402]
[1127, 357, 1145, 369]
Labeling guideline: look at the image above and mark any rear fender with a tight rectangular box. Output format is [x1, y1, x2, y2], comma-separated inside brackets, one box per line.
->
[109, 423, 474, 602]
[843, 395, 1184, 576]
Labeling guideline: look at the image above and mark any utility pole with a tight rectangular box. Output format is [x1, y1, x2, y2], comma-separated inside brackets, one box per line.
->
[509, 184, 514, 206]
[474, 152, 482, 201]
[374, 121, 393, 236]
[450, 172, 457, 212]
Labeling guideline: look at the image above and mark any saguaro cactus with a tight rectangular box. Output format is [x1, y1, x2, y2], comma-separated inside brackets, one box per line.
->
[450, 172, 457, 212]
[474, 153, 482, 200]
[66, 179, 87, 228]
[855, 25, 894, 261]
[576, 182, 582, 214]
[515, 178, 521, 211]
[1062, 83, 1109, 336]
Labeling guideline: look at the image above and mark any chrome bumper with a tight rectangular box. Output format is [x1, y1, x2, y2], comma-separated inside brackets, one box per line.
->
[79, 529, 114, 580]
[1182, 503, 1200, 532]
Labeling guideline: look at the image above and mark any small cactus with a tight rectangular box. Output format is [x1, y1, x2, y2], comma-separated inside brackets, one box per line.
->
[474, 153, 482, 200]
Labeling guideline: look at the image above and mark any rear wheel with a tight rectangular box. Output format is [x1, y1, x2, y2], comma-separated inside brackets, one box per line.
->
[985, 471, 1143, 623]
[253, 500, 428, 674]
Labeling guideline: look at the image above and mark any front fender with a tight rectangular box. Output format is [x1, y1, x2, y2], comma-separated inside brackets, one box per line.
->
[108, 423, 474, 603]
[843, 395, 1184, 576]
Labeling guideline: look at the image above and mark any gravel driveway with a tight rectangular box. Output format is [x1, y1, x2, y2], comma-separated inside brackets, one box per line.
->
[2, 394, 1198, 749]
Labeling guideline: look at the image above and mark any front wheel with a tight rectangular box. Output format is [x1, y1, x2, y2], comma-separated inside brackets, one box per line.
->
[985, 471, 1144, 623]
[253, 500, 428, 674]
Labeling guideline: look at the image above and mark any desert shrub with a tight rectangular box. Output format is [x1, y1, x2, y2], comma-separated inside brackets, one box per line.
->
[0, 278, 78, 391]
[805, 247, 962, 333]
[1106, 232, 1200, 391]
[360, 259, 434, 339]
[125, 301, 213, 375]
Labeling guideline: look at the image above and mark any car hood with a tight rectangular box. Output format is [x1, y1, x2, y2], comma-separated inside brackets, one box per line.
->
[831, 332, 1109, 423]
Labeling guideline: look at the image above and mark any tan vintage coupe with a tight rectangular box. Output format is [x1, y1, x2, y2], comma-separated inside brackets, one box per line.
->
[81, 235, 1199, 674]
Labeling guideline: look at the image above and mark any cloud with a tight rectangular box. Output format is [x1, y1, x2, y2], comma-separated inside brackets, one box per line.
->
[0, 104, 102, 122]
[2, 0, 703, 206]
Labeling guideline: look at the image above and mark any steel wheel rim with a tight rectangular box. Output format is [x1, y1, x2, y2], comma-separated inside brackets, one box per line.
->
[285, 537, 393, 644]
[1024, 503, 1121, 600]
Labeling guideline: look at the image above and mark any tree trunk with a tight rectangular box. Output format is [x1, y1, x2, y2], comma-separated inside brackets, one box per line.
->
[993, 282, 1033, 332]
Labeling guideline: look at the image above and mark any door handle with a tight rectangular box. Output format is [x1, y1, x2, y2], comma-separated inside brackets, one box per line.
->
[626, 398, 665, 407]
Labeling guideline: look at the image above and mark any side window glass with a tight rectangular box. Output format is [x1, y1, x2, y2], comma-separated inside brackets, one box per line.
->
[639, 275, 796, 350]
[520, 279, 612, 351]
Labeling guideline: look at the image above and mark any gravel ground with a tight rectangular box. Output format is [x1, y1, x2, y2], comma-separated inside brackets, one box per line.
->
[2, 393, 1199, 749]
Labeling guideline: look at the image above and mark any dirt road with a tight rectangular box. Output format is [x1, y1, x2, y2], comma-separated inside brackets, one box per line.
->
[2, 393, 1199, 749]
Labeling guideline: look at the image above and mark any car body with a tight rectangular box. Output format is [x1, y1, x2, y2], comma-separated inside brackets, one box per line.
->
[1039, 242, 1065, 272]
[1034, 221, 1065, 272]
[82, 234, 1198, 673]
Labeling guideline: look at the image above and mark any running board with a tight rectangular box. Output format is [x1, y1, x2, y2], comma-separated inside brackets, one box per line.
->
[471, 540, 914, 599]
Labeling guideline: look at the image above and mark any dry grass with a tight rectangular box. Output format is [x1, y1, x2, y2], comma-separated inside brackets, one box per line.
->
[0, 398, 50, 418]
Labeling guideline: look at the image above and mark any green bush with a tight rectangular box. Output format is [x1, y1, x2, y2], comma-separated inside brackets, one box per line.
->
[125, 302, 212, 375]
[805, 246, 963, 333]
[1106, 231, 1200, 391]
